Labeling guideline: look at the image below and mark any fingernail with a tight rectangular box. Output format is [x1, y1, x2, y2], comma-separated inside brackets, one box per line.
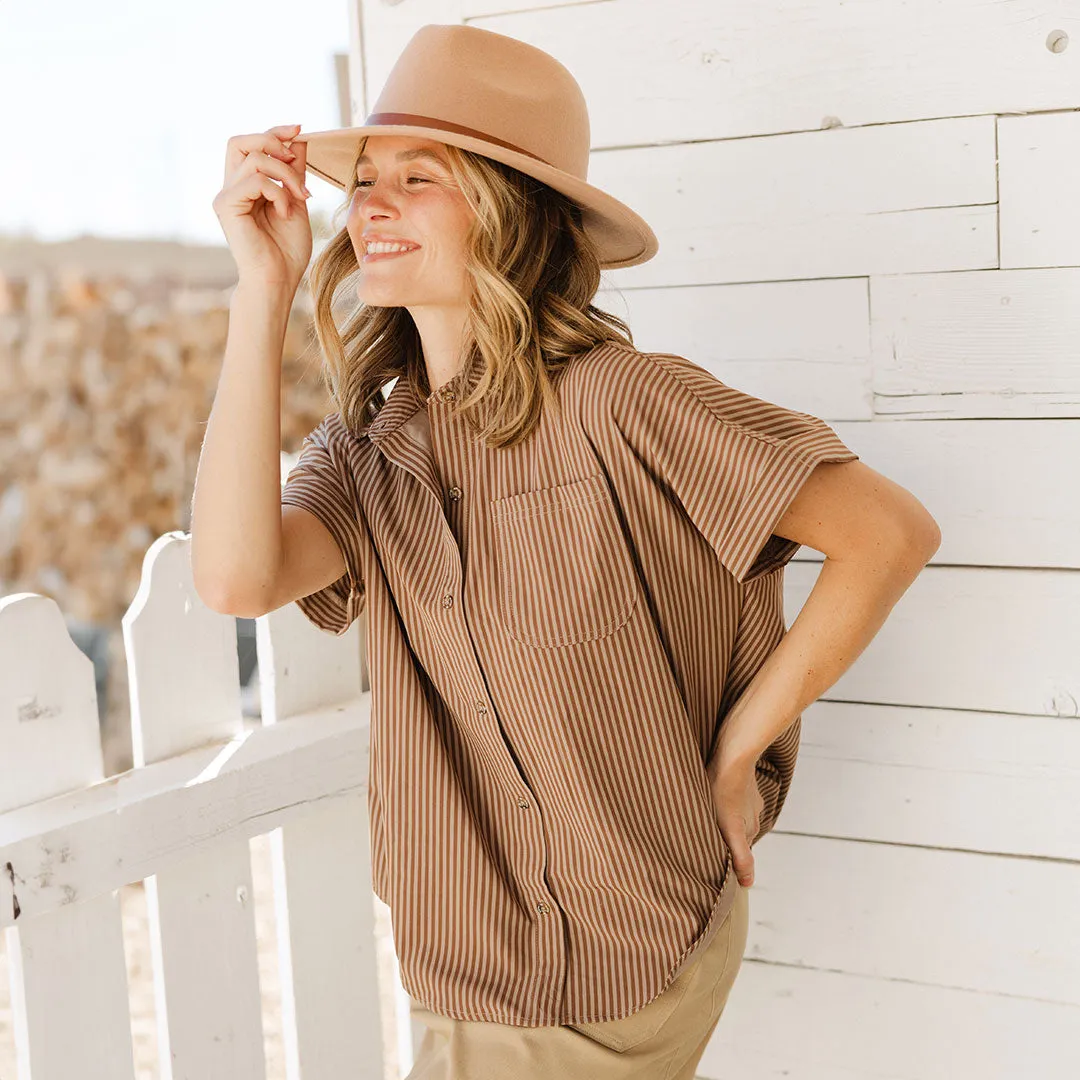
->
[302, 185, 312, 197]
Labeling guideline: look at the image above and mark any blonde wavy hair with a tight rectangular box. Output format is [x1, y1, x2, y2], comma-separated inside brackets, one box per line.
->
[304, 135, 635, 449]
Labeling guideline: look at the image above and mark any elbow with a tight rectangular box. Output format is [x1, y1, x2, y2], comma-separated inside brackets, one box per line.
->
[849, 513, 940, 572]
[909, 514, 942, 562]
[193, 576, 238, 616]
[193, 577, 265, 620]
[885, 514, 940, 573]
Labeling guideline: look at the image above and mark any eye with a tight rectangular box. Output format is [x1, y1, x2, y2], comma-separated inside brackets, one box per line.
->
[355, 177, 431, 188]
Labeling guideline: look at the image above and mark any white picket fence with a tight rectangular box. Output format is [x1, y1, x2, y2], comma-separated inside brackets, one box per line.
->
[0, 530, 410, 1080]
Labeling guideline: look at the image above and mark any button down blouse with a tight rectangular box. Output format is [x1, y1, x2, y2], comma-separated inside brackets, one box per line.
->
[279, 341, 859, 1026]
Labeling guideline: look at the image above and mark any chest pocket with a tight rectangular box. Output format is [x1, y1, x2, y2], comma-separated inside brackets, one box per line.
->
[489, 472, 638, 648]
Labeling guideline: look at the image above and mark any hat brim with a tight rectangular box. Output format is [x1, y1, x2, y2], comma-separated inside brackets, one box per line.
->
[292, 124, 658, 270]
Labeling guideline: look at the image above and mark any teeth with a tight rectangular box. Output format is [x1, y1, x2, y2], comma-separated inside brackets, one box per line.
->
[367, 242, 414, 253]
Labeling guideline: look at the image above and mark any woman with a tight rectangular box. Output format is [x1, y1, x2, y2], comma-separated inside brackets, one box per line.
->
[192, 23, 940, 1080]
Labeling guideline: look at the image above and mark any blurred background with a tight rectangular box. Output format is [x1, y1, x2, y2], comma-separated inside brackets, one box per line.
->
[0, 0, 359, 775]
[0, 6, 413, 1079]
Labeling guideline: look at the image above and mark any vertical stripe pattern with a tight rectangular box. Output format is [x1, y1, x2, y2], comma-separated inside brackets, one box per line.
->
[279, 342, 859, 1027]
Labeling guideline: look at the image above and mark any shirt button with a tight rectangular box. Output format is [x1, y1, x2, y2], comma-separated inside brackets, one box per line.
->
[475, 700, 487, 715]
[517, 797, 530, 809]
[441, 594, 453, 608]
[536, 901, 550, 915]
[448, 485, 462, 501]
[439, 387, 456, 403]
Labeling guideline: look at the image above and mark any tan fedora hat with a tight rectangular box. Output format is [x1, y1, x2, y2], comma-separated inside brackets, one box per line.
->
[291, 23, 659, 270]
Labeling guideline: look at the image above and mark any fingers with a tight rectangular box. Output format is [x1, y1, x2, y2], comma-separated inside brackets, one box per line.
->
[214, 171, 291, 221]
[715, 811, 756, 888]
[705, 758, 760, 887]
[224, 124, 304, 189]
[729, 829, 755, 887]
[241, 150, 309, 202]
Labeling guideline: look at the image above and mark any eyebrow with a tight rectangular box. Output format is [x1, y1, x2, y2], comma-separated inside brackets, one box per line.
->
[355, 148, 448, 168]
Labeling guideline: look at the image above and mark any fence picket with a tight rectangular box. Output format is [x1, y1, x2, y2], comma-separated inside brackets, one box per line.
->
[124, 534, 266, 1078]
[0, 592, 137, 1080]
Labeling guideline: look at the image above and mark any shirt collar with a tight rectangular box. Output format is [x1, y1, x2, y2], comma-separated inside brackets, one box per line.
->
[364, 351, 483, 444]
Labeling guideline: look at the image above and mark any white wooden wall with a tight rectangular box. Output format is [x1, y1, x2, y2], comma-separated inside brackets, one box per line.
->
[358, 2, 1080, 1077]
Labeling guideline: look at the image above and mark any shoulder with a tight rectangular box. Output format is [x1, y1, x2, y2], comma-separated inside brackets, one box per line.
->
[560, 341, 728, 437]
[560, 340, 682, 411]
[561, 343, 850, 455]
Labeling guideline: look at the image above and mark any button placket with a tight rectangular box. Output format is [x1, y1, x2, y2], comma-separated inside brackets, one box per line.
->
[472, 694, 557, 926]
[428, 383, 562, 967]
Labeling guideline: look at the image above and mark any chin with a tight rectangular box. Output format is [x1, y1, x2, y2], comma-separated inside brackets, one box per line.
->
[356, 280, 406, 305]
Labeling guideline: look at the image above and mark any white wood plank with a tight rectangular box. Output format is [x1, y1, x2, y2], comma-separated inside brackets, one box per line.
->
[691, 832, 1080, 1077]
[591, 117, 999, 288]
[999, 110, 1080, 269]
[0, 596, 105, 815]
[745, 830, 1080, 1002]
[268, 798, 381, 1080]
[256, 597, 367, 725]
[469, 0, 1080, 145]
[701, 952, 1080, 1080]
[784, 562, 1080, 720]
[871, 267, 1080, 417]
[0, 593, 135, 1080]
[144, 845, 265, 1080]
[596, 276, 873, 420]
[804, 414, 1080, 570]
[126, 533, 243, 768]
[786, 700, 1080, 861]
[125, 533, 265, 1079]
[9, 894, 136, 1080]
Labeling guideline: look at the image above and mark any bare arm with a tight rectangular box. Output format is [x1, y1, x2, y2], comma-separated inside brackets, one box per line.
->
[717, 458, 941, 768]
[706, 458, 940, 886]
[191, 124, 332, 615]
[190, 283, 293, 611]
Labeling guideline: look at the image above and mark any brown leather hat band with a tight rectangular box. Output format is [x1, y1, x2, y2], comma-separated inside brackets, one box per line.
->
[364, 112, 549, 167]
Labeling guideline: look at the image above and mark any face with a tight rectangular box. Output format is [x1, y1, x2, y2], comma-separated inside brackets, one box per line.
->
[346, 134, 476, 306]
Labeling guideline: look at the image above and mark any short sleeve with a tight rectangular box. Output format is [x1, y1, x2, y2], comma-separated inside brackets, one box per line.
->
[620, 352, 860, 585]
[280, 414, 368, 635]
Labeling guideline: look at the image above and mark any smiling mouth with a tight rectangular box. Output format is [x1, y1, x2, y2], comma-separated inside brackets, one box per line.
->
[362, 247, 419, 262]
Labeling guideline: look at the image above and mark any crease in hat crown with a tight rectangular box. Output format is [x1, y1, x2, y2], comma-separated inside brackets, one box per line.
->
[294, 23, 659, 270]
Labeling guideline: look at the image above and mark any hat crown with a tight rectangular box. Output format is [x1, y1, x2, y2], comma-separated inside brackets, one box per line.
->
[296, 23, 659, 268]
[367, 24, 591, 180]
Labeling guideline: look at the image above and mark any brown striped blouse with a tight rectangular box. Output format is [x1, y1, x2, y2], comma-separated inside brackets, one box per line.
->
[279, 341, 859, 1027]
